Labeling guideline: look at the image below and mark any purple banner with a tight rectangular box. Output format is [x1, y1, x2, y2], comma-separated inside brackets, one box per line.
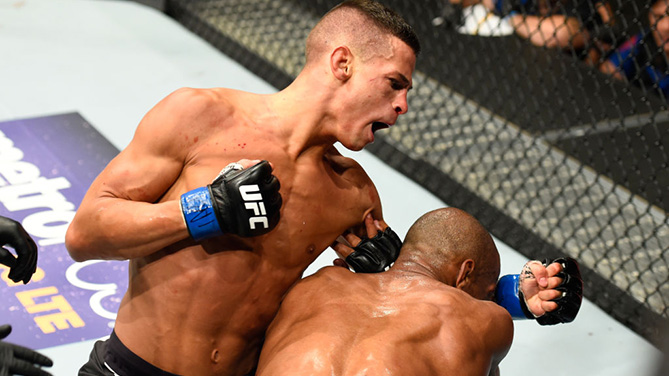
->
[0, 113, 127, 349]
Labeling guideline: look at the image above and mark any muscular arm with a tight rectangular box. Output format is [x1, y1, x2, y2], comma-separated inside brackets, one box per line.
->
[487, 305, 513, 376]
[65, 88, 212, 261]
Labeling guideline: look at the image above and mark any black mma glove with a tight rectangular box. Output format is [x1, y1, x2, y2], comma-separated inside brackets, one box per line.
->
[180, 160, 282, 241]
[0, 325, 53, 376]
[345, 227, 402, 273]
[495, 257, 583, 325]
[0, 217, 38, 284]
[534, 257, 583, 325]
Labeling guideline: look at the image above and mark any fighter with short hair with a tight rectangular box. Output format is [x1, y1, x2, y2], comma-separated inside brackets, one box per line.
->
[67, 1, 421, 375]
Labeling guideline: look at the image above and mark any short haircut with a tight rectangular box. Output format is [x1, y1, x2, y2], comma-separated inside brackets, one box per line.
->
[306, 0, 421, 64]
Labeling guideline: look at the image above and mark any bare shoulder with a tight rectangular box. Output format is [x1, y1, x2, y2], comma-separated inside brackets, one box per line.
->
[127, 87, 252, 154]
[324, 146, 364, 172]
[476, 298, 514, 372]
[319, 146, 382, 220]
[323, 146, 376, 189]
[428, 287, 513, 367]
[434, 287, 513, 339]
[151, 87, 237, 129]
[298, 266, 352, 289]
[480, 299, 513, 329]
[285, 266, 353, 302]
[474, 299, 514, 350]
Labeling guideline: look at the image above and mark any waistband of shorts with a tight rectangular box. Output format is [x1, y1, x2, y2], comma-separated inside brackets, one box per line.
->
[105, 330, 181, 376]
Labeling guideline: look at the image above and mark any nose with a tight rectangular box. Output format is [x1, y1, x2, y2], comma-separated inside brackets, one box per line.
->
[394, 92, 409, 115]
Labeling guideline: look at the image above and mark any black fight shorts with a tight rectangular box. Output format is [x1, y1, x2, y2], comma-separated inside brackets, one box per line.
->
[78, 330, 181, 376]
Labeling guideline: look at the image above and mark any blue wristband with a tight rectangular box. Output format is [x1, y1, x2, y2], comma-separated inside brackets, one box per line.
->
[495, 274, 527, 319]
[180, 187, 223, 241]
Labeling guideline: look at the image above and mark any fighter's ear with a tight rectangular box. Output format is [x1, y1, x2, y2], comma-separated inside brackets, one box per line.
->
[455, 259, 475, 290]
[331, 46, 353, 81]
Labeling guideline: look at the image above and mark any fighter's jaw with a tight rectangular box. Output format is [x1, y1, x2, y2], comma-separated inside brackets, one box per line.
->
[339, 120, 392, 151]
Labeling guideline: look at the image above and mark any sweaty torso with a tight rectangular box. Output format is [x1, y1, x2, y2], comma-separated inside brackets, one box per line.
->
[257, 267, 512, 376]
[113, 88, 379, 375]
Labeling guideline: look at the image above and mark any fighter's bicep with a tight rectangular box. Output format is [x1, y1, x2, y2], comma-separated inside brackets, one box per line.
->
[96, 145, 184, 203]
[487, 306, 514, 364]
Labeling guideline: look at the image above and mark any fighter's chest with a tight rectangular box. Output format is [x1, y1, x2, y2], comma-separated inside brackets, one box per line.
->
[189, 136, 374, 222]
[283, 157, 372, 214]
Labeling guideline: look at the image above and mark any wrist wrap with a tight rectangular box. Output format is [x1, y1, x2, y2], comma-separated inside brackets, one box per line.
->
[495, 274, 534, 319]
[180, 187, 223, 241]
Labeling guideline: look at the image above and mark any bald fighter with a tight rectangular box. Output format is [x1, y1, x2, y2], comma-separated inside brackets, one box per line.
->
[257, 207, 517, 376]
[67, 1, 420, 375]
[339, 218, 583, 327]
[258, 208, 582, 375]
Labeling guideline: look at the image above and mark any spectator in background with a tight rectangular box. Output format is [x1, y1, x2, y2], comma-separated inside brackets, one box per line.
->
[600, 0, 669, 99]
[449, 0, 615, 63]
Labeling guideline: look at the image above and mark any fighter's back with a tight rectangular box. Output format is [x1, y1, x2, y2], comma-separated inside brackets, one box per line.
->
[258, 265, 514, 376]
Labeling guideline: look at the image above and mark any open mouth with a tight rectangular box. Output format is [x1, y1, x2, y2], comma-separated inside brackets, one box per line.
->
[372, 122, 389, 133]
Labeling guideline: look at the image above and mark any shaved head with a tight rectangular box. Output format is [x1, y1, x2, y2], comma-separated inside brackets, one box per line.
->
[402, 207, 500, 284]
[305, 0, 420, 65]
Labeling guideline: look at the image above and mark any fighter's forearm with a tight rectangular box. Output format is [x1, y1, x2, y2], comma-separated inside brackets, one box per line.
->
[65, 198, 189, 261]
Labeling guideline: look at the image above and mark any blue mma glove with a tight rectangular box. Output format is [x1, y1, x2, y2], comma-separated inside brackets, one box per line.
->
[495, 257, 583, 325]
[346, 227, 402, 273]
[180, 160, 282, 241]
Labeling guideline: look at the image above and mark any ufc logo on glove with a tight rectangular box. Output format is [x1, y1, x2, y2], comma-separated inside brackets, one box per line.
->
[180, 161, 282, 241]
[240, 185, 269, 230]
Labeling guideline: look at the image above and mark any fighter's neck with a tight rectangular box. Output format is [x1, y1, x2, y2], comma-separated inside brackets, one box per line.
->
[265, 81, 342, 158]
[390, 254, 454, 287]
